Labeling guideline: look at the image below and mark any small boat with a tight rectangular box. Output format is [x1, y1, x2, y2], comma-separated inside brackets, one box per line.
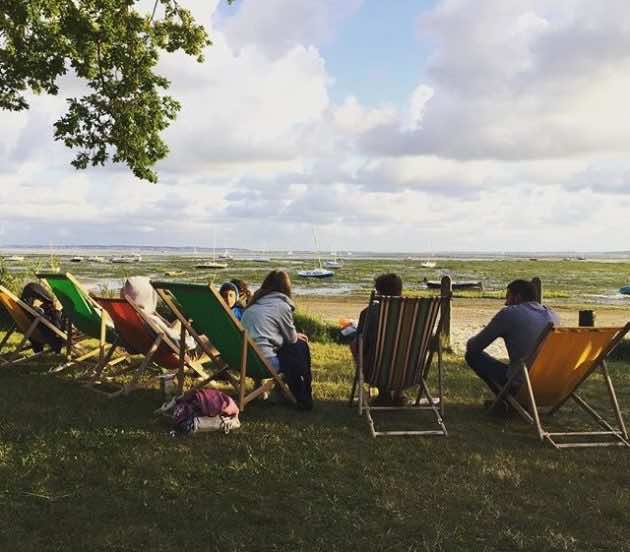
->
[5, 255, 25, 262]
[620, 286, 630, 295]
[195, 262, 228, 270]
[111, 255, 141, 264]
[165, 270, 186, 277]
[87, 256, 107, 263]
[70, 256, 83, 263]
[217, 249, 233, 261]
[425, 280, 483, 291]
[420, 261, 436, 268]
[299, 228, 334, 278]
[324, 259, 343, 269]
[298, 268, 334, 279]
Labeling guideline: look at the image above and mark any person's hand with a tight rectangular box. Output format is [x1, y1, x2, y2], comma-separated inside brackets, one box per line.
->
[297, 332, 309, 343]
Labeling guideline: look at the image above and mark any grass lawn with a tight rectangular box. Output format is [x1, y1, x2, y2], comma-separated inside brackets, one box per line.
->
[1, 339, 629, 551]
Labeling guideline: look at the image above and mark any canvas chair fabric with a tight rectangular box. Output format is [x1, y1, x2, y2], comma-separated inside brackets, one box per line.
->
[494, 323, 630, 448]
[357, 294, 447, 437]
[150, 281, 296, 410]
[95, 296, 181, 371]
[0, 285, 67, 365]
[37, 272, 116, 342]
[37, 272, 126, 377]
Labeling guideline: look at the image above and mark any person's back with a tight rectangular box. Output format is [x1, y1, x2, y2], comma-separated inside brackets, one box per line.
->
[467, 301, 558, 364]
[466, 279, 559, 398]
[241, 291, 297, 360]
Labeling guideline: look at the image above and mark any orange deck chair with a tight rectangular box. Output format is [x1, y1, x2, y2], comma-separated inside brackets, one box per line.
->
[0, 285, 67, 367]
[492, 323, 630, 448]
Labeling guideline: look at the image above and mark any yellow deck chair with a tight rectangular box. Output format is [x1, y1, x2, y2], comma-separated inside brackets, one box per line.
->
[492, 323, 630, 449]
[0, 285, 68, 367]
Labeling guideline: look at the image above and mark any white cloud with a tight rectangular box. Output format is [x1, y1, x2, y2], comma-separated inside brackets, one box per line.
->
[2, 0, 630, 252]
[219, 0, 363, 58]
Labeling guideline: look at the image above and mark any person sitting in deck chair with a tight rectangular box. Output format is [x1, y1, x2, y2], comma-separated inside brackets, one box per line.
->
[122, 277, 196, 351]
[230, 278, 252, 309]
[465, 279, 559, 402]
[20, 282, 65, 353]
[350, 273, 405, 406]
[219, 281, 243, 320]
[241, 270, 312, 408]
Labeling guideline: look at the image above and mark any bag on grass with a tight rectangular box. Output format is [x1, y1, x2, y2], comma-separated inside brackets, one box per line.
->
[171, 388, 240, 435]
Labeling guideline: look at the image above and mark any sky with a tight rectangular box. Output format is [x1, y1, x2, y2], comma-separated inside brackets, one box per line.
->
[1, 0, 630, 253]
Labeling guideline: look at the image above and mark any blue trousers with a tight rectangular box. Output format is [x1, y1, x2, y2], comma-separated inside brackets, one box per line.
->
[465, 350, 511, 395]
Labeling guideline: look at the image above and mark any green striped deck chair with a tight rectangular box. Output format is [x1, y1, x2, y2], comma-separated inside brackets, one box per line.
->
[37, 272, 127, 377]
[151, 281, 296, 411]
[356, 295, 447, 437]
[0, 285, 68, 367]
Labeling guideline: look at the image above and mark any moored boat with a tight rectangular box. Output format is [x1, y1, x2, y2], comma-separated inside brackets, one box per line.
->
[425, 280, 483, 291]
[620, 286, 630, 295]
[298, 268, 334, 279]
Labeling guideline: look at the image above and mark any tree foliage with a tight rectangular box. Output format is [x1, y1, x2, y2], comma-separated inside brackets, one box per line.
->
[0, 1, 226, 182]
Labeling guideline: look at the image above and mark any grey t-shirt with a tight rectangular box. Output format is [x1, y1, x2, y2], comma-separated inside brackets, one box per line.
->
[467, 302, 559, 364]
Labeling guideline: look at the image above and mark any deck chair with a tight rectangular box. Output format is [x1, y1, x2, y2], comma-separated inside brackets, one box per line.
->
[151, 281, 296, 411]
[355, 295, 447, 437]
[37, 272, 128, 376]
[492, 323, 630, 449]
[94, 295, 209, 397]
[0, 285, 68, 367]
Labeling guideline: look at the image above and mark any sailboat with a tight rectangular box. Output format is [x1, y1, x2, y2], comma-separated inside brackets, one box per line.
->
[298, 229, 334, 278]
[323, 249, 343, 269]
[217, 249, 233, 261]
[195, 230, 228, 269]
[420, 244, 436, 268]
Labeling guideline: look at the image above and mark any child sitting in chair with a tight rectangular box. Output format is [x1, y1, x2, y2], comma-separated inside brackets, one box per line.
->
[219, 281, 243, 320]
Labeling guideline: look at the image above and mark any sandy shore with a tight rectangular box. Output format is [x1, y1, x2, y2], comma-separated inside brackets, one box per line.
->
[299, 296, 630, 357]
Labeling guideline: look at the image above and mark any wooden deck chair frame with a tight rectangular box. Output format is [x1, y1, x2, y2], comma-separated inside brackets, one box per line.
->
[0, 285, 68, 367]
[93, 294, 210, 398]
[36, 272, 129, 378]
[356, 294, 447, 438]
[491, 323, 630, 449]
[152, 282, 296, 411]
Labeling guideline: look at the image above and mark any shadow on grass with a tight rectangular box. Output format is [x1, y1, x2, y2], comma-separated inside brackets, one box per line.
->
[1, 349, 630, 551]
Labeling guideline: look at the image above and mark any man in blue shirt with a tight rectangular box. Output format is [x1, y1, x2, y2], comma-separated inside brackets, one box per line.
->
[466, 279, 559, 397]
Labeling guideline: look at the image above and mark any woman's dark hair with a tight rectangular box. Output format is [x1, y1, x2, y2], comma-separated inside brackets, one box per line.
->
[507, 279, 537, 302]
[374, 273, 403, 296]
[247, 270, 292, 307]
[230, 278, 251, 306]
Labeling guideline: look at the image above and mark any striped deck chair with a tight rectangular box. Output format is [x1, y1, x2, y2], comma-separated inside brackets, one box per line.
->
[151, 281, 296, 411]
[37, 272, 128, 376]
[0, 285, 67, 367]
[94, 295, 209, 397]
[492, 323, 630, 449]
[356, 294, 447, 437]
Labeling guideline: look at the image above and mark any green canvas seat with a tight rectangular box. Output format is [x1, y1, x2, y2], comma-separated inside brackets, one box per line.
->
[37, 272, 126, 377]
[354, 294, 447, 437]
[151, 280, 295, 410]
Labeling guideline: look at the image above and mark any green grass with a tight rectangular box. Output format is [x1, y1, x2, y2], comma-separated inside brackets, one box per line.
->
[1, 337, 630, 551]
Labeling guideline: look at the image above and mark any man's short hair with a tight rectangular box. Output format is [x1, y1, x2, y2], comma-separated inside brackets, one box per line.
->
[507, 279, 537, 302]
[374, 273, 403, 296]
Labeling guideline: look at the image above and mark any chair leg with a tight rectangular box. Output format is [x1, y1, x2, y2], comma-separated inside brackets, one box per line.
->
[0, 325, 16, 355]
[602, 361, 629, 440]
[348, 365, 359, 407]
[7, 319, 39, 365]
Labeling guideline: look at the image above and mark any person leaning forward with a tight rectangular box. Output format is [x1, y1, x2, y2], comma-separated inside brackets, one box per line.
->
[465, 279, 559, 399]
